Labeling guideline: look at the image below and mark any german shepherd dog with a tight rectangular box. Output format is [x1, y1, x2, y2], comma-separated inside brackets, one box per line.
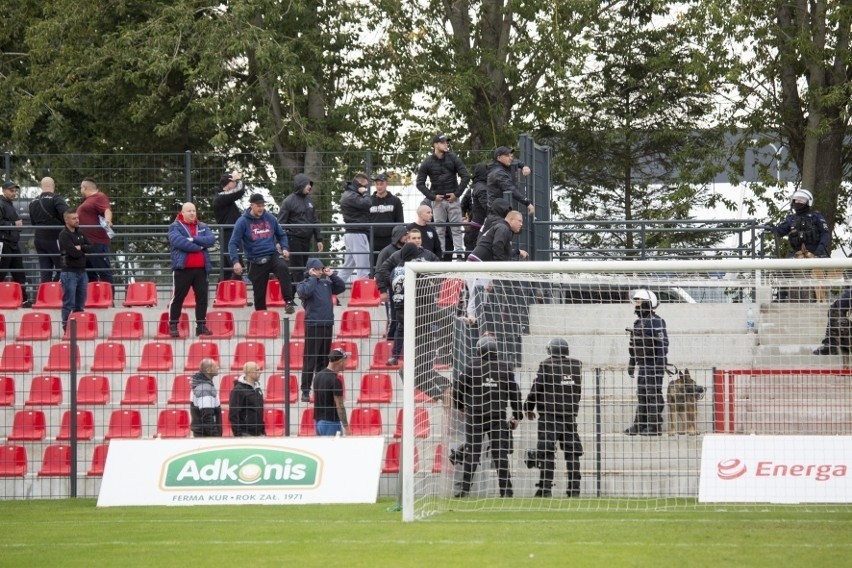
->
[666, 369, 705, 435]
[793, 244, 841, 302]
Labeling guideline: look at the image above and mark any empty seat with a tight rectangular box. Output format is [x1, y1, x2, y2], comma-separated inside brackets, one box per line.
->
[56, 410, 95, 441]
[33, 282, 63, 309]
[349, 407, 383, 436]
[382, 442, 420, 474]
[393, 406, 431, 439]
[414, 388, 434, 404]
[120, 375, 158, 405]
[84, 281, 114, 308]
[138, 342, 174, 372]
[220, 411, 233, 438]
[219, 375, 238, 405]
[0, 313, 5, 339]
[278, 340, 304, 371]
[290, 310, 305, 339]
[357, 373, 393, 404]
[348, 278, 381, 307]
[62, 311, 99, 340]
[330, 340, 359, 371]
[246, 310, 281, 339]
[0, 343, 34, 373]
[205, 310, 235, 338]
[108, 310, 145, 340]
[299, 408, 316, 437]
[25, 375, 62, 406]
[43, 342, 80, 372]
[87, 444, 108, 476]
[436, 278, 465, 308]
[168, 374, 192, 404]
[38, 445, 72, 477]
[77, 375, 110, 405]
[337, 309, 372, 338]
[369, 341, 400, 371]
[122, 281, 158, 307]
[184, 341, 220, 371]
[432, 444, 445, 473]
[264, 408, 285, 437]
[0, 445, 27, 476]
[16, 312, 52, 340]
[156, 311, 189, 339]
[182, 286, 196, 308]
[105, 409, 142, 439]
[156, 409, 190, 438]
[231, 341, 266, 370]
[265, 374, 298, 404]
[0, 376, 14, 406]
[213, 280, 247, 307]
[265, 279, 287, 307]
[91, 342, 127, 372]
[0, 282, 23, 309]
[8, 410, 47, 441]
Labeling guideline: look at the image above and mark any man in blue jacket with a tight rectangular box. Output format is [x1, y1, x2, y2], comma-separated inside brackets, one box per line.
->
[168, 202, 217, 337]
[229, 193, 295, 313]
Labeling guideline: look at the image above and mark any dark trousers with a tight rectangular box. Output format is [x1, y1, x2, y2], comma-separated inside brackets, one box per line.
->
[0, 243, 29, 301]
[247, 254, 293, 310]
[535, 423, 582, 492]
[169, 268, 209, 327]
[301, 324, 333, 393]
[460, 422, 513, 495]
[34, 237, 62, 283]
[823, 287, 852, 347]
[632, 367, 665, 432]
[221, 229, 243, 281]
[463, 224, 481, 251]
[288, 235, 311, 290]
[85, 243, 114, 290]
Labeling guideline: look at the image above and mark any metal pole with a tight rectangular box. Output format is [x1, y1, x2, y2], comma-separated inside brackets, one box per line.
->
[283, 318, 291, 436]
[70, 319, 78, 498]
[595, 367, 602, 498]
[184, 151, 192, 202]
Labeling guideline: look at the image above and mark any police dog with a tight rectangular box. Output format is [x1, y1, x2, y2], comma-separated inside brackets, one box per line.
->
[793, 244, 841, 303]
[666, 369, 704, 435]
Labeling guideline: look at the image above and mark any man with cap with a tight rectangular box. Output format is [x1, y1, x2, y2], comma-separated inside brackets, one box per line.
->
[0, 180, 31, 306]
[277, 173, 323, 288]
[338, 172, 373, 283]
[297, 257, 346, 402]
[369, 172, 404, 268]
[313, 348, 352, 436]
[486, 147, 535, 216]
[415, 134, 470, 259]
[28, 177, 69, 283]
[213, 171, 246, 281]
[228, 192, 296, 313]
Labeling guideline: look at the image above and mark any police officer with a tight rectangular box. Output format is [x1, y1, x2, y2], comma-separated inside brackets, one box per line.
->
[774, 189, 830, 257]
[625, 290, 669, 436]
[452, 336, 523, 498]
[524, 337, 583, 497]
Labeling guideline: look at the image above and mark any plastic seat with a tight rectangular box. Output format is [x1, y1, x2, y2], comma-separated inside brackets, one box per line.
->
[138, 342, 174, 372]
[25, 375, 62, 406]
[77, 375, 110, 405]
[357, 373, 393, 404]
[213, 280, 247, 308]
[120, 375, 158, 405]
[16, 312, 52, 340]
[221, 412, 233, 437]
[278, 341, 305, 371]
[105, 409, 142, 439]
[0, 343, 34, 373]
[436, 278, 465, 308]
[330, 340, 359, 371]
[265, 279, 287, 307]
[184, 341, 220, 371]
[337, 309, 372, 338]
[299, 408, 316, 437]
[87, 444, 109, 476]
[168, 374, 192, 404]
[108, 310, 145, 340]
[231, 341, 266, 370]
[91, 342, 127, 372]
[0, 313, 5, 339]
[382, 442, 420, 474]
[0, 282, 23, 309]
[62, 311, 99, 340]
[84, 281, 114, 308]
[122, 281, 158, 307]
[156, 409, 190, 438]
[0, 376, 14, 406]
[219, 374, 238, 405]
[206, 310, 235, 338]
[264, 408, 286, 437]
[43, 343, 80, 372]
[290, 310, 305, 339]
[0, 445, 28, 476]
[348, 278, 381, 307]
[33, 282, 63, 309]
[246, 310, 281, 339]
[432, 444, 445, 473]
[182, 286, 197, 308]
[56, 410, 95, 441]
[393, 406, 431, 439]
[8, 410, 47, 441]
[349, 407, 383, 436]
[369, 341, 401, 371]
[266, 373, 298, 403]
[156, 311, 189, 339]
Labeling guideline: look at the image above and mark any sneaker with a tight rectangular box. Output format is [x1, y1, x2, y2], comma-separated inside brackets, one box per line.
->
[813, 344, 842, 355]
[624, 425, 641, 436]
[300, 392, 310, 403]
[386, 357, 399, 366]
[196, 326, 213, 337]
[284, 303, 296, 315]
[169, 327, 180, 338]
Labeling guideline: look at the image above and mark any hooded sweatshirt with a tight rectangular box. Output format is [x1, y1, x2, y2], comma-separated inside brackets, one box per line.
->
[277, 174, 321, 242]
[228, 208, 289, 262]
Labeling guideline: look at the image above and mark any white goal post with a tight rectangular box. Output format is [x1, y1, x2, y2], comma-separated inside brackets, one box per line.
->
[400, 258, 852, 521]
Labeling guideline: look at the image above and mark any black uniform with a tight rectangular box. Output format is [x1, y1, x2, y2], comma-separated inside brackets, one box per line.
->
[228, 380, 266, 436]
[28, 191, 69, 282]
[0, 193, 29, 303]
[627, 310, 669, 435]
[461, 163, 489, 251]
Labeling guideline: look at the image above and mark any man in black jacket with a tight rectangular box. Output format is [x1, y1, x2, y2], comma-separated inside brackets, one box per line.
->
[369, 173, 404, 266]
[229, 362, 266, 436]
[190, 358, 223, 437]
[338, 172, 372, 282]
[28, 177, 69, 283]
[0, 181, 30, 306]
[278, 173, 324, 288]
[486, 147, 535, 216]
[406, 204, 443, 259]
[212, 172, 246, 281]
[57, 210, 94, 331]
[461, 163, 489, 251]
[468, 210, 527, 262]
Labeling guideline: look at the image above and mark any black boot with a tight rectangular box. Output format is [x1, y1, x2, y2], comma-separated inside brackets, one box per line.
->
[168, 323, 180, 338]
[533, 481, 552, 498]
[196, 323, 213, 336]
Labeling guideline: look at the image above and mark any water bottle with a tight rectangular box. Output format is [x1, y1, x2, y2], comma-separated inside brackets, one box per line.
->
[98, 215, 116, 239]
[746, 305, 755, 333]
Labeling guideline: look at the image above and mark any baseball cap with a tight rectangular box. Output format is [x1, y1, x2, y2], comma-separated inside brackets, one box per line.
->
[249, 193, 266, 204]
[1, 181, 20, 190]
[328, 348, 351, 363]
[306, 258, 324, 270]
[432, 133, 450, 144]
[494, 146, 515, 159]
[372, 173, 389, 182]
[219, 173, 233, 187]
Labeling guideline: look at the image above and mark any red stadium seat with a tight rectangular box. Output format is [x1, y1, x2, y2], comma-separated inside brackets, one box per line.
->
[381, 442, 420, 474]
[105, 409, 142, 439]
[156, 311, 189, 339]
[277, 341, 304, 371]
[33, 282, 63, 309]
[213, 280, 247, 308]
[330, 340, 359, 371]
[77, 375, 110, 405]
[349, 407, 383, 436]
[120, 375, 158, 405]
[0, 313, 5, 339]
[221, 411, 233, 438]
[56, 410, 95, 441]
[432, 444, 446, 473]
[337, 309, 372, 338]
[168, 374, 192, 405]
[357, 373, 393, 404]
[184, 341, 220, 371]
[43, 342, 80, 372]
[156, 409, 190, 438]
[62, 311, 99, 340]
[265, 374, 298, 404]
[0, 282, 23, 309]
[299, 408, 316, 437]
[347, 278, 381, 307]
[108, 311, 145, 340]
[0, 445, 28, 476]
[264, 408, 286, 437]
[16, 312, 52, 341]
[231, 341, 266, 370]
[87, 444, 108, 476]
[414, 388, 434, 404]
[246, 310, 281, 339]
[0, 376, 14, 406]
[183, 287, 197, 308]
[290, 310, 305, 339]
[122, 281, 158, 307]
[25, 375, 62, 406]
[369, 341, 401, 371]
[84, 281, 113, 308]
[265, 279, 286, 307]
[0, 343, 34, 373]
[436, 278, 465, 309]
[8, 410, 47, 441]
[91, 342, 127, 372]
[393, 406, 431, 439]
[205, 310, 235, 338]
[219, 374, 238, 405]
[138, 342, 174, 372]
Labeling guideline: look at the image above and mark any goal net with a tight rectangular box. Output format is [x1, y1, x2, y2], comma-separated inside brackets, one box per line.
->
[399, 258, 852, 520]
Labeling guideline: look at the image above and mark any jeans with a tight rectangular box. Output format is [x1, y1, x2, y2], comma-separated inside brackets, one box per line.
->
[60, 271, 88, 329]
[432, 199, 464, 253]
[86, 243, 114, 287]
[316, 420, 343, 436]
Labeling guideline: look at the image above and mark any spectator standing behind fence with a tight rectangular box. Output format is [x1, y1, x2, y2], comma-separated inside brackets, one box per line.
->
[486, 147, 535, 216]
[461, 163, 489, 251]
[369, 173, 404, 268]
[468, 210, 527, 262]
[28, 177, 69, 283]
[57, 210, 94, 332]
[76, 177, 114, 294]
[190, 358, 223, 437]
[407, 204, 443, 260]
[167, 202, 215, 337]
[213, 172, 246, 281]
[624, 289, 669, 437]
[277, 173, 323, 290]
[228, 193, 296, 314]
[297, 258, 346, 403]
[416, 134, 470, 260]
[228, 362, 266, 436]
[337, 172, 372, 283]
[376, 225, 408, 343]
[313, 348, 352, 436]
[0, 181, 31, 307]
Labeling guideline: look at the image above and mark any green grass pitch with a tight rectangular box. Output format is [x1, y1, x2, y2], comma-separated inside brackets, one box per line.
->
[0, 499, 849, 567]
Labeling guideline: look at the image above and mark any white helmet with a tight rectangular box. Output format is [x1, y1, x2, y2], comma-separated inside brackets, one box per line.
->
[631, 289, 658, 309]
[791, 189, 813, 207]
